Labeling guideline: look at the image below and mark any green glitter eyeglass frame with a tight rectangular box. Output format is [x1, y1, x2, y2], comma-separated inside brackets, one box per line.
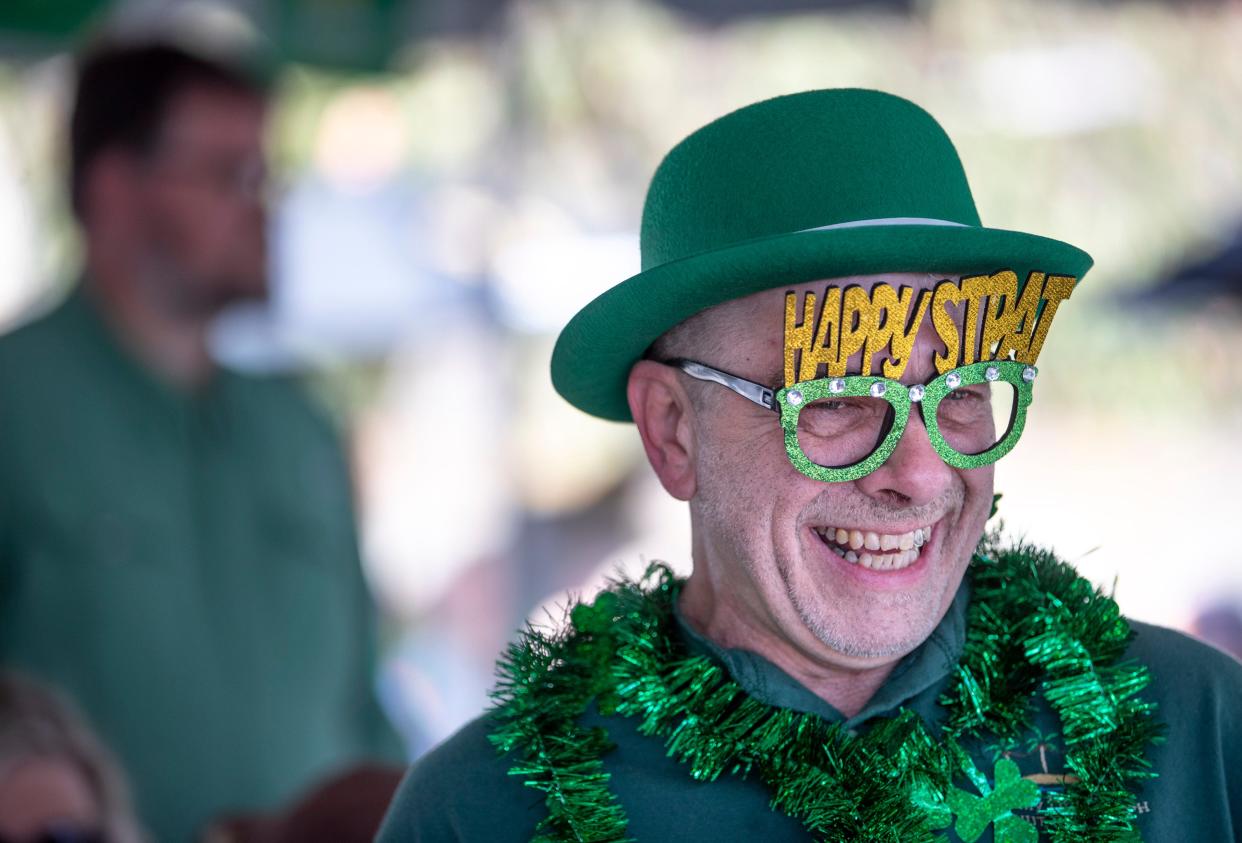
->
[663, 358, 1038, 482]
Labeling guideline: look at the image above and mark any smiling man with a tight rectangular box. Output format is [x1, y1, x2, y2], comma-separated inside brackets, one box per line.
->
[378, 89, 1241, 841]
[643, 272, 994, 720]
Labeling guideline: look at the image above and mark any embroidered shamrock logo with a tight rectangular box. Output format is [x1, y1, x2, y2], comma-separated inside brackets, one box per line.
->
[945, 757, 1040, 843]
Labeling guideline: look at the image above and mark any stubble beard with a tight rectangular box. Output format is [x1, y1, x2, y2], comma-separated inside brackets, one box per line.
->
[691, 417, 971, 664]
[784, 576, 928, 659]
[713, 480, 967, 661]
[784, 489, 971, 659]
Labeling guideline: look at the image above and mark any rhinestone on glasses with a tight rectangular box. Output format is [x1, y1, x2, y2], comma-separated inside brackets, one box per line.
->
[908, 384, 925, 403]
[984, 365, 1000, 382]
[869, 382, 887, 398]
[945, 372, 962, 390]
[1022, 366, 1038, 382]
[787, 389, 804, 407]
[828, 378, 846, 394]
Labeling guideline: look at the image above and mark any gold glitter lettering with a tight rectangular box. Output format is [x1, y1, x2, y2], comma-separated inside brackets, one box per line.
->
[781, 271, 1074, 383]
[784, 291, 816, 387]
[861, 284, 900, 377]
[932, 279, 965, 373]
[882, 287, 932, 380]
[801, 287, 842, 381]
[994, 272, 1046, 362]
[960, 273, 1006, 366]
[835, 286, 877, 375]
[1025, 275, 1075, 363]
[979, 270, 1022, 359]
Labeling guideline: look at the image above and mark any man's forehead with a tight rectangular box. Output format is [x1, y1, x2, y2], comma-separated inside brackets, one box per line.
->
[785, 272, 949, 298]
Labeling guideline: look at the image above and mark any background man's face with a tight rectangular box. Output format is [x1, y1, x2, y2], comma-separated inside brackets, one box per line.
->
[687, 272, 993, 665]
[133, 86, 268, 314]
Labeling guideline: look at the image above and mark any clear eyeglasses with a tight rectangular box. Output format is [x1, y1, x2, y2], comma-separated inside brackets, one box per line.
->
[664, 358, 1036, 482]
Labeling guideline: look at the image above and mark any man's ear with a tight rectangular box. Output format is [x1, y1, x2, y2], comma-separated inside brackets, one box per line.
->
[627, 360, 697, 501]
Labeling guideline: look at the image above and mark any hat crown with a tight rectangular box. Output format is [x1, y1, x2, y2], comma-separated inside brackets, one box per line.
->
[640, 89, 982, 271]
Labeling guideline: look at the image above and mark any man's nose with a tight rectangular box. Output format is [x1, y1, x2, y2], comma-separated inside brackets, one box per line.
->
[853, 409, 955, 506]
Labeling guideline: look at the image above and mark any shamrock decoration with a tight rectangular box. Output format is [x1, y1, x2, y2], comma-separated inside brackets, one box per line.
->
[946, 757, 1040, 843]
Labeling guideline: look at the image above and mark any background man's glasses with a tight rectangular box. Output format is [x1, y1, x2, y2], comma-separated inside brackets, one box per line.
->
[141, 147, 269, 203]
[663, 358, 1036, 482]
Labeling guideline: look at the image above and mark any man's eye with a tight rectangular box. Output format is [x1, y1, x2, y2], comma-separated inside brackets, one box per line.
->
[946, 386, 986, 402]
[805, 397, 880, 414]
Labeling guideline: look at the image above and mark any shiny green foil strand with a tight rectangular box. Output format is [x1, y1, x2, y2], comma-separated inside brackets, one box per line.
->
[488, 596, 636, 842]
[489, 538, 1163, 842]
[963, 538, 1165, 841]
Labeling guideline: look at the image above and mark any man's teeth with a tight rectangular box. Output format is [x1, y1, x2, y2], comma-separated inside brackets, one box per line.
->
[812, 525, 932, 571]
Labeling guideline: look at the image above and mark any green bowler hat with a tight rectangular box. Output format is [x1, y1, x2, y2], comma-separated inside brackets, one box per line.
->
[551, 88, 1093, 422]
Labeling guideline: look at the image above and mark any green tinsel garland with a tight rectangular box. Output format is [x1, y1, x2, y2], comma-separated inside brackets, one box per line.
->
[489, 535, 1164, 842]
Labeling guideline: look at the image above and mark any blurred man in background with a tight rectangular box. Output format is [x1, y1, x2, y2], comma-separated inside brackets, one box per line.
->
[0, 43, 399, 841]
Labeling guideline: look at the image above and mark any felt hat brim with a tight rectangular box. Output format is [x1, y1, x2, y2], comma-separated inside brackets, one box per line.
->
[551, 222, 1092, 422]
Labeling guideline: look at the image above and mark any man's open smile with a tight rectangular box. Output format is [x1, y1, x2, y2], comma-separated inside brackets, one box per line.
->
[811, 523, 935, 571]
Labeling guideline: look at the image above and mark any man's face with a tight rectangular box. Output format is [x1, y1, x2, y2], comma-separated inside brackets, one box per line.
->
[132, 86, 268, 315]
[684, 273, 993, 666]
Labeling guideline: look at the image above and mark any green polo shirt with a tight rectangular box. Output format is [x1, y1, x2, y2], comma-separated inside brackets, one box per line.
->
[377, 580, 1242, 841]
[0, 290, 399, 843]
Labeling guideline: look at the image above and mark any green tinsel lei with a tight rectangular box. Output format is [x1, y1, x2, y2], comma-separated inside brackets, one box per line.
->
[488, 534, 1165, 843]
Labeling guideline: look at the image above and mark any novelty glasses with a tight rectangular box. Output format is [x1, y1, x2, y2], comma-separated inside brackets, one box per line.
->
[665, 358, 1037, 482]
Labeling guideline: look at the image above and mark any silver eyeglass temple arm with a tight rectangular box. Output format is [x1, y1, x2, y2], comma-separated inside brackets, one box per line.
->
[670, 359, 778, 412]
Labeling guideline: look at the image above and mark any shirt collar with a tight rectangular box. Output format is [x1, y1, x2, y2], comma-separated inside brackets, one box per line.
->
[673, 577, 970, 729]
[59, 285, 236, 428]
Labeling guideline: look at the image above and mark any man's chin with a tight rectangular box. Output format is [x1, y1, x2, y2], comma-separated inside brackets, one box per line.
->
[786, 567, 951, 663]
[793, 600, 933, 660]
[807, 623, 935, 662]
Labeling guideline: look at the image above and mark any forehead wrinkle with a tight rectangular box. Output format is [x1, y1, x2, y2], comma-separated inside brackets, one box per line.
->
[785, 271, 952, 298]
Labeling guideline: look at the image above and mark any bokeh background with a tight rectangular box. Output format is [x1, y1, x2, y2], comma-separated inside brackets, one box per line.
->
[2, 0, 1240, 759]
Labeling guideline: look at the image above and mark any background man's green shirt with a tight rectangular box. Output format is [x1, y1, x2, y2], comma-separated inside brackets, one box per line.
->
[0, 291, 400, 842]
[377, 583, 1242, 841]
